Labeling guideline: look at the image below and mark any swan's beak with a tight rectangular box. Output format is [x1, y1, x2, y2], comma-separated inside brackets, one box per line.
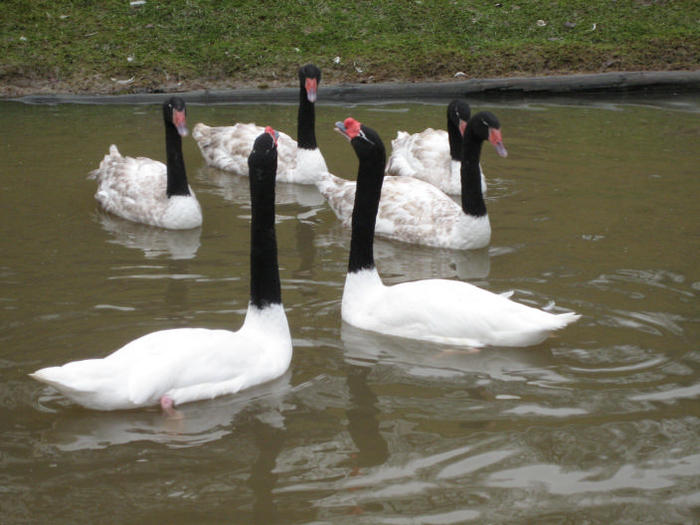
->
[459, 119, 467, 136]
[334, 121, 351, 141]
[173, 109, 188, 137]
[305, 78, 318, 103]
[489, 128, 508, 158]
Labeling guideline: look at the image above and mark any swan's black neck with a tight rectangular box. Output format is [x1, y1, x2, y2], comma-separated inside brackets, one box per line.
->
[249, 159, 282, 308]
[348, 151, 385, 274]
[447, 116, 462, 162]
[165, 122, 190, 197]
[297, 89, 317, 150]
[460, 132, 487, 217]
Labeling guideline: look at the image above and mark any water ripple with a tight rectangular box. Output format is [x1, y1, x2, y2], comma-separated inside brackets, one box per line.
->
[630, 383, 700, 402]
[487, 454, 700, 494]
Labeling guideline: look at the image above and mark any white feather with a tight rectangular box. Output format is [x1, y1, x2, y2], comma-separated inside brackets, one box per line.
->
[192, 122, 328, 184]
[30, 304, 292, 411]
[386, 128, 487, 195]
[316, 172, 490, 250]
[342, 268, 580, 348]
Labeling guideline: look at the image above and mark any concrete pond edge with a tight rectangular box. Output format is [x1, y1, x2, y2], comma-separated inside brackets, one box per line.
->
[8, 70, 700, 106]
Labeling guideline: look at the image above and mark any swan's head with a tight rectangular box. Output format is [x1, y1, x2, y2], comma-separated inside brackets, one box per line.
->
[163, 97, 188, 137]
[299, 63, 321, 103]
[248, 126, 279, 180]
[448, 99, 471, 136]
[335, 118, 386, 165]
[469, 111, 508, 158]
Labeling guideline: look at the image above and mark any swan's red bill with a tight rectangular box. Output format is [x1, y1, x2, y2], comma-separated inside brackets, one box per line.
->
[173, 108, 188, 137]
[489, 128, 508, 158]
[305, 77, 318, 103]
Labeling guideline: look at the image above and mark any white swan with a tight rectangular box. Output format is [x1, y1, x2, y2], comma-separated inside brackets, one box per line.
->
[336, 117, 580, 347]
[386, 100, 489, 195]
[89, 97, 202, 230]
[317, 111, 507, 250]
[192, 64, 328, 184]
[31, 127, 292, 412]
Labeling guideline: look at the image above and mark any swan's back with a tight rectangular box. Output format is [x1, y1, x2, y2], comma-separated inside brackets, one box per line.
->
[193, 122, 297, 177]
[387, 129, 450, 183]
[343, 270, 580, 348]
[31, 308, 292, 411]
[91, 145, 173, 227]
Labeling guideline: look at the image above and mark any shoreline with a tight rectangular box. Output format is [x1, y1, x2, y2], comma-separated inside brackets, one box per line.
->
[7, 70, 700, 106]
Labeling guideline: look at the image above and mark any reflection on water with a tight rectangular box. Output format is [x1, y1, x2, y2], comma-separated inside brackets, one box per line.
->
[37, 372, 291, 451]
[340, 322, 560, 383]
[1, 97, 699, 523]
[197, 164, 327, 210]
[97, 211, 202, 260]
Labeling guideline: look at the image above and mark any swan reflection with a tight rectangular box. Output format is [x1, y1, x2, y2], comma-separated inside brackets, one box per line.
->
[96, 211, 201, 260]
[340, 322, 561, 383]
[38, 371, 291, 451]
[197, 165, 326, 208]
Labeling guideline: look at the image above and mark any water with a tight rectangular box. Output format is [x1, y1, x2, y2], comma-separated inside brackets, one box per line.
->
[1, 95, 699, 524]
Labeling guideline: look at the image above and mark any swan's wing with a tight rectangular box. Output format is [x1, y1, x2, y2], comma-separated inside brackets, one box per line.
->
[387, 129, 450, 185]
[92, 148, 168, 225]
[316, 172, 356, 225]
[193, 122, 262, 175]
[374, 177, 461, 242]
[363, 278, 579, 347]
[194, 122, 298, 177]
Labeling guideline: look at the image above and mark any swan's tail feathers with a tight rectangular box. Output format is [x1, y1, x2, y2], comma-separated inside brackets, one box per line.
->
[385, 147, 416, 178]
[554, 311, 582, 328]
[29, 367, 90, 394]
[88, 145, 122, 179]
[192, 123, 211, 142]
[391, 130, 411, 146]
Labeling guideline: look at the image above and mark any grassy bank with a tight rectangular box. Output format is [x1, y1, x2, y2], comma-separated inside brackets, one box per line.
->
[1, 0, 698, 96]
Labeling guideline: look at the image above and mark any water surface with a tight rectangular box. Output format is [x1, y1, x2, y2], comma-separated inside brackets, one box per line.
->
[1, 96, 698, 523]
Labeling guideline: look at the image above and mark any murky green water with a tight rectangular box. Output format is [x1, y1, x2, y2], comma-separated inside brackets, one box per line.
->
[1, 95, 699, 524]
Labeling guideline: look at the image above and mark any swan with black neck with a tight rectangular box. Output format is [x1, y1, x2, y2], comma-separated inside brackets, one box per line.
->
[317, 111, 506, 250]
[89, 97, 202, 230]
[336, 117, 580, 347]
[386, 99, 489, 195]
[193, 64, 327, 184]
[32, 127, 292, 412]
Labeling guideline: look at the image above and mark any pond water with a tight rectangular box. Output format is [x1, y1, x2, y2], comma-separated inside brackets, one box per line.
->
[1, 94, 698, 524]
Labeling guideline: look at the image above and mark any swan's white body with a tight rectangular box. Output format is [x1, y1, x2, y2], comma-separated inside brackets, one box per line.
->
[31, 303, 292, 411]
[192, 122, 328, 184]
[90, 145, 202, 230]
[343, 268, 580, 348]
[316, 172, 491, 250]
[386, 129, 487, 195]
[34, 126, 291, 412]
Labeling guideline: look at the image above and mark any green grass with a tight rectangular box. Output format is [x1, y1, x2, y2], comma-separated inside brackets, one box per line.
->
[1, 0, 698, 94]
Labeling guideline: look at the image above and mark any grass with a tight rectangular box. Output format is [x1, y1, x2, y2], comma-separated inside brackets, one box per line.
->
[1, 0, 698, 95]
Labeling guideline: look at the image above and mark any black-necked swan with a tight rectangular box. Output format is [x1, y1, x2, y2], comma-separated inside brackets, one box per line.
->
[336, 117, 580, 347]
[192, 63, 328, 184]
[386, 99, 491, 195]
[31, 127, 292, 412]
[89, 97, 203, 230]
[317, 111, 507, 250]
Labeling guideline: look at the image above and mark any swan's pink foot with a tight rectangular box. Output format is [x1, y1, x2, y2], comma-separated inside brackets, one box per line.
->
[160, 395, 183, 419]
